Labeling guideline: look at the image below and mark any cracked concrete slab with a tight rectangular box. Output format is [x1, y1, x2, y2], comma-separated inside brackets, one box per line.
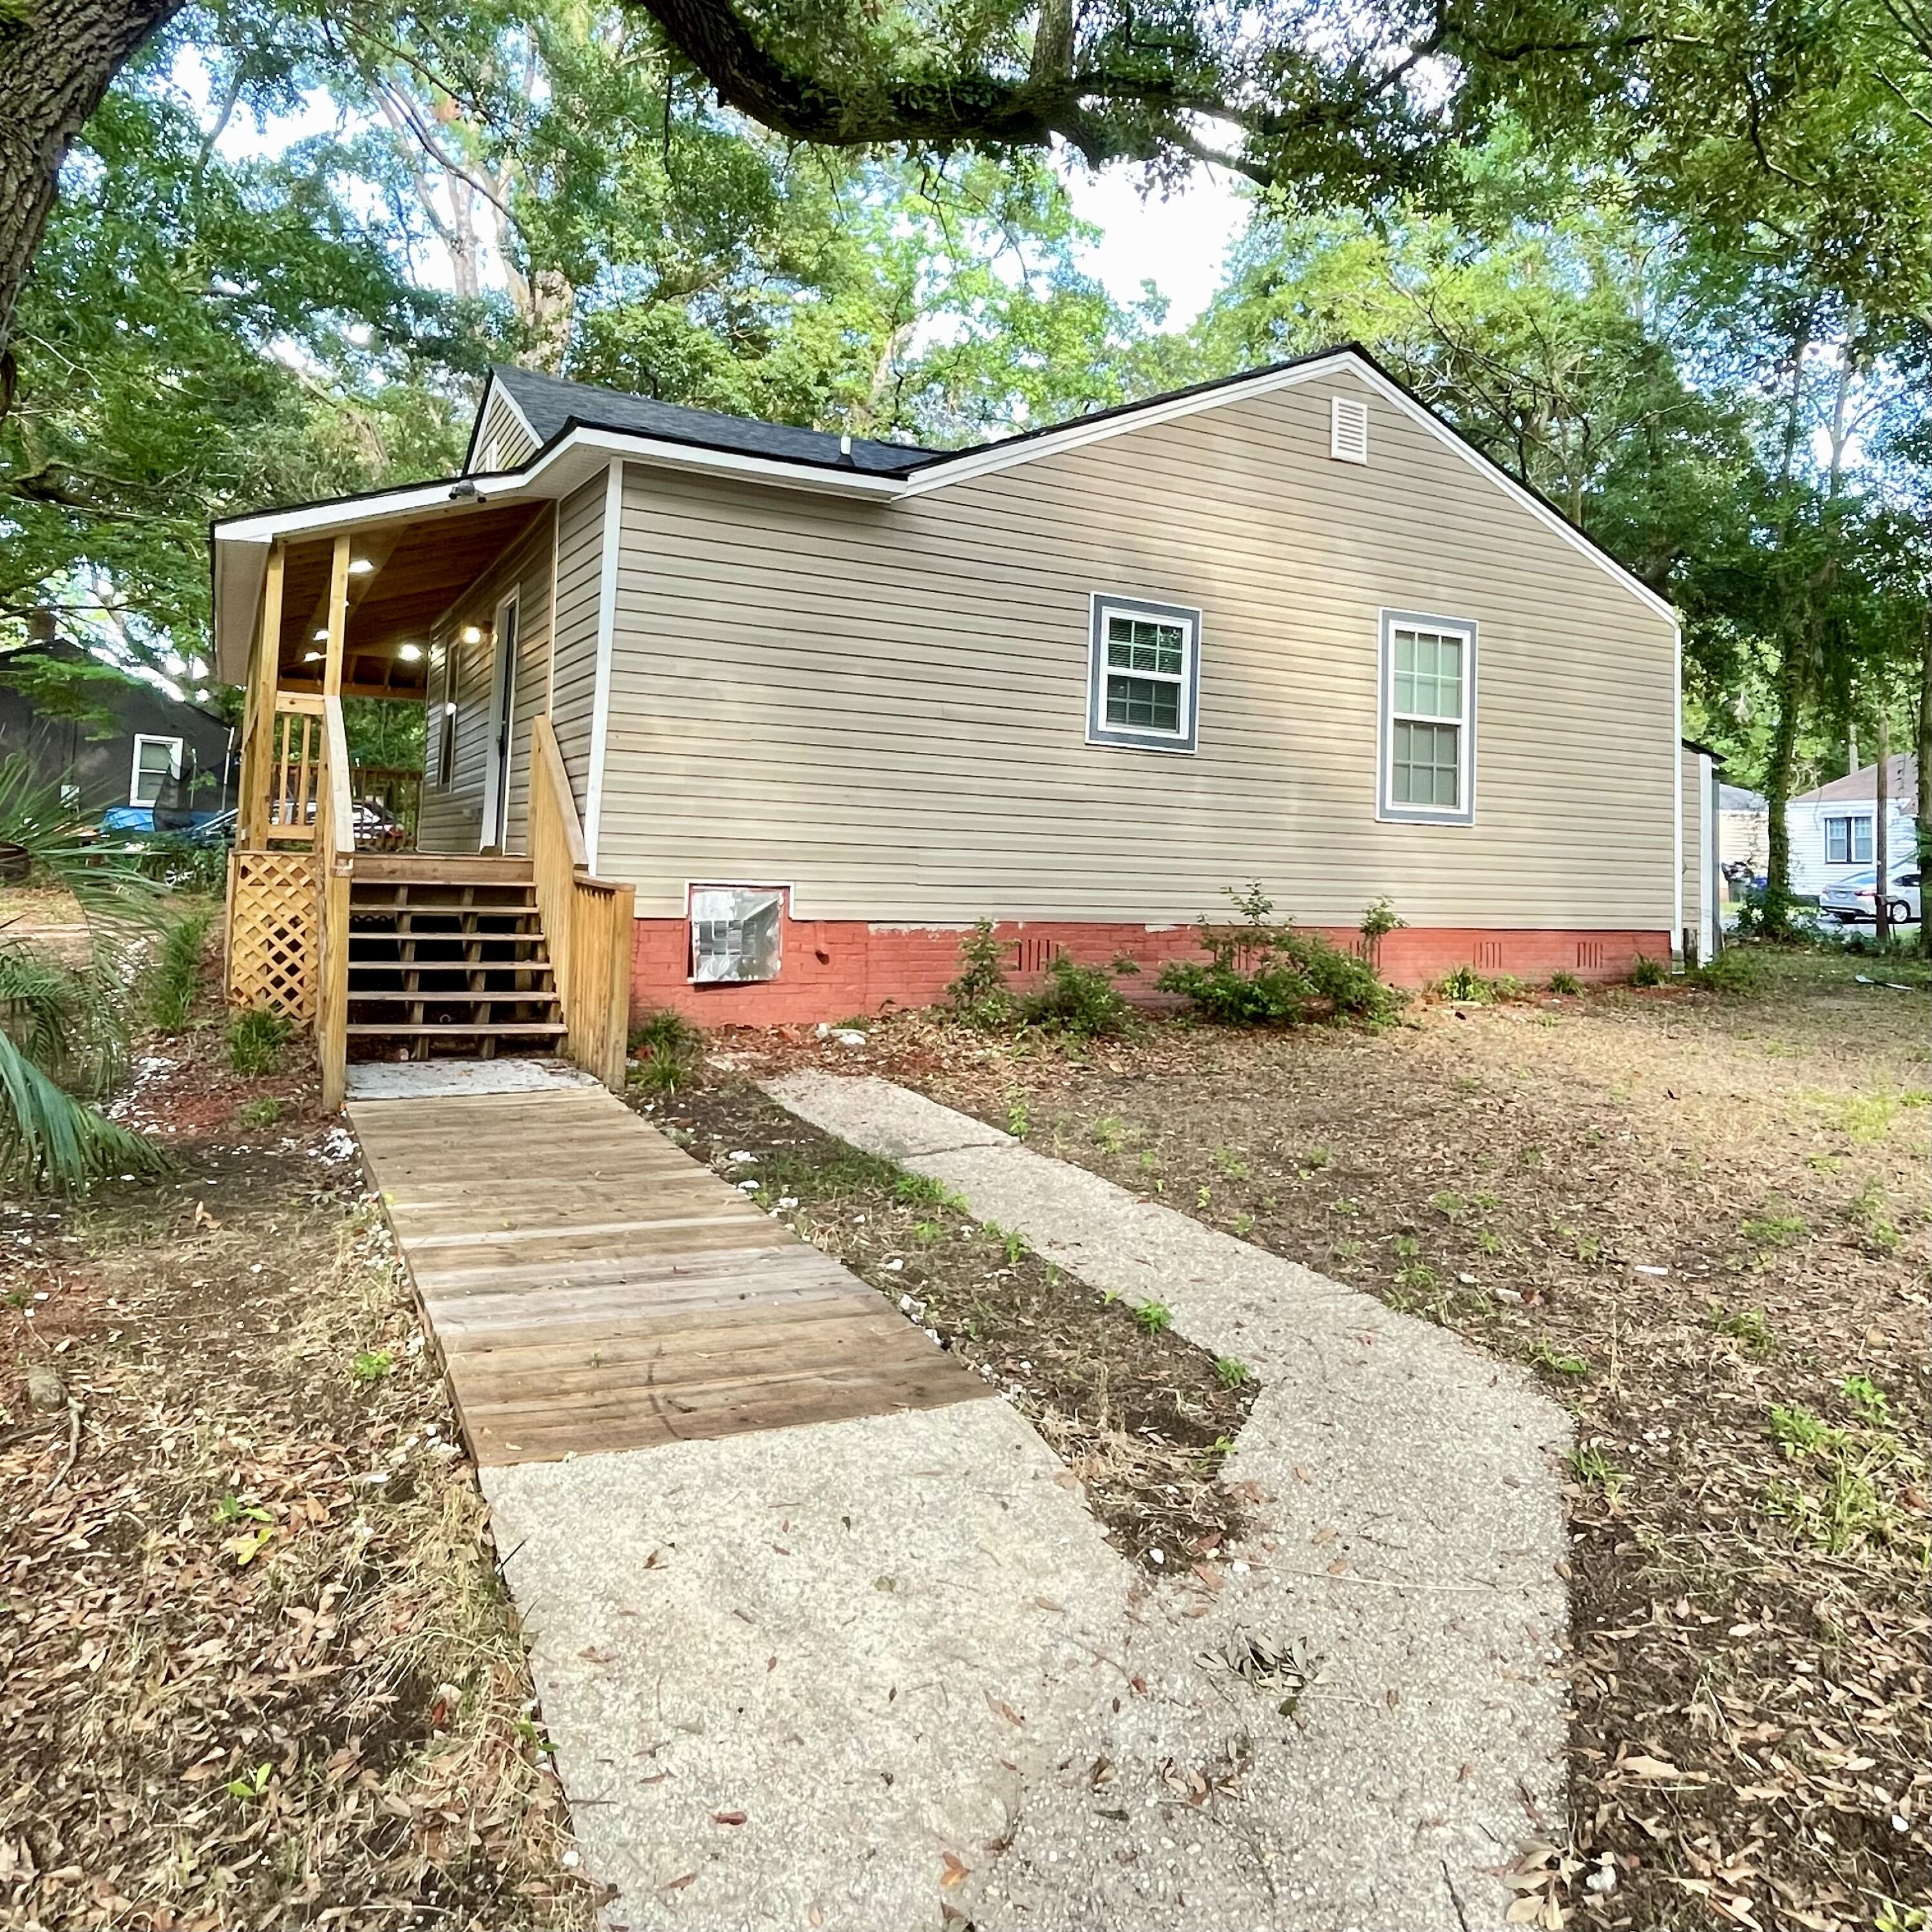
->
[763, 1070, 1575, 1932]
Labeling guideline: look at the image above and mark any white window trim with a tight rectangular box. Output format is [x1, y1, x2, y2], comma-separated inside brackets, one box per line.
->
[479, 588, 518, 851]
[1823, 813, 1873, 866]
[433, 632, 459, 790]
[1331, 394, 1369, 463]
[129, 734, 182, 808]
[1086, 594, 1202, 755]
[1378, 609, 1477, 825]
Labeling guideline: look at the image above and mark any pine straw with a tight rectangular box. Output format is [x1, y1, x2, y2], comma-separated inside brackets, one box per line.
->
[726, 952, 1931, 1932]
[0, 1110, 591, 1931]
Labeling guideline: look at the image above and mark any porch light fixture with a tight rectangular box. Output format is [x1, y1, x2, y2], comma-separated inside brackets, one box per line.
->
[460, 623, 485, 645]
[347, 556, 375, 575]
[303, 649, 322, 663]
[397, 643, 423, 662]
[313, 628, 328, 641]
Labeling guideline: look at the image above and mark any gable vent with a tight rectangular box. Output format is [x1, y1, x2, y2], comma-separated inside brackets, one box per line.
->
[1330, 395, 1369, 464]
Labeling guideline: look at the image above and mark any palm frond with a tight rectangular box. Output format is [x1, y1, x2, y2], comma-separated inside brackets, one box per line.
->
[0, 1027, 171, 1191]
[0, 940, 84, 1071]
[0, 753, 169, 934]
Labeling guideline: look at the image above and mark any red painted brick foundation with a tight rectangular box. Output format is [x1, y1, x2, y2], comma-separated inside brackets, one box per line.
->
[630, 907, 1670, 1027]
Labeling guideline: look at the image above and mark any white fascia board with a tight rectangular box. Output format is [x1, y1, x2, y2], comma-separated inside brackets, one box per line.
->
[896, 348, 1680, 630]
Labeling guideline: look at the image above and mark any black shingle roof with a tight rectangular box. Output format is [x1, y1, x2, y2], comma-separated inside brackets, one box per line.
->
[486, 365, 947, 477]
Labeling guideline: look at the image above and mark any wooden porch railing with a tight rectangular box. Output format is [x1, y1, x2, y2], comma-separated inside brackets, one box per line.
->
[531, 714, 634, 1088]
[314, 697, 354, 1110]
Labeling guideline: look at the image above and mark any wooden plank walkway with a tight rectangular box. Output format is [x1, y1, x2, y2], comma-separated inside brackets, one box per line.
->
[350, 1085, 990, 1465]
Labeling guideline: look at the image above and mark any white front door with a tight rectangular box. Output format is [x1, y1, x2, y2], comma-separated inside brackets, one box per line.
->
[481, 591, 518, 850]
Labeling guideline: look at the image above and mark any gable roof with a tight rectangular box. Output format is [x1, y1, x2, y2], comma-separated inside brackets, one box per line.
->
[1718, 782, 1768, 814]
[471, 365, 947, 478]
[1791, 753, 1918, 805]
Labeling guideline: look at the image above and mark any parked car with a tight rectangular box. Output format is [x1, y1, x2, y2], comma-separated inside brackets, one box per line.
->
[1819, 862, 1922, 926]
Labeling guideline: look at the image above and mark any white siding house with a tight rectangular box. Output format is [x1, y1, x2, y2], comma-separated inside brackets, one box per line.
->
[1786, 756, 1918, 897]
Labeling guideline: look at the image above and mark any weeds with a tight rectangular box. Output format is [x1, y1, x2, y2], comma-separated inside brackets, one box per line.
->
[1135, 1301, 1175, 1335]
[1631, 954, 1667, 987]
[233, 1096, 283, 1130]
[1548, 970, 1582, 995]
[1713, 1307, 1778, 1357]
[225, 1005, 292, 1076]
[1215, 1356, 1253, 1389]
[629, 1008, 703, 1094]
[1571, 1443, 1625, 1502]
[1840, 1374, 1893, 1427]
[350, 1348, 394, 1384]
[147, 909, 213, 1032]
[1526, 1336, 1591, 1377]
[945, 918, 1019, 1029]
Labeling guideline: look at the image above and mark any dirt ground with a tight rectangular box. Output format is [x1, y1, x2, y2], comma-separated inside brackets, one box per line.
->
[0, 943, 590, 1930]
[726, 948, 1931, 1932]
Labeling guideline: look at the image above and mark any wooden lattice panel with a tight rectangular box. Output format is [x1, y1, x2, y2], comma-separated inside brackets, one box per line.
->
[228, 849, 319, 1019]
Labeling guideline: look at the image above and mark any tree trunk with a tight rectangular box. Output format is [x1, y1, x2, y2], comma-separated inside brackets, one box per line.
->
[0, 0, 185, 392]
[1918, 600, 1931, 956]
[1873, 705, 1889, 944]
[1763, 639, 1806, 933]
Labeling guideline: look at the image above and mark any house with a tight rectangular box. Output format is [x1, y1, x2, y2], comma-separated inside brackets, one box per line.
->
[0, 636, 234, 820]
[207, 346, 1683, 1101]
[1718, 781, 1769, 877]
[1786, 756, 1919, 897]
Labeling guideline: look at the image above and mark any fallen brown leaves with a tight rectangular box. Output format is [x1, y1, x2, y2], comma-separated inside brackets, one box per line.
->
[0, 1075, 589, 1931]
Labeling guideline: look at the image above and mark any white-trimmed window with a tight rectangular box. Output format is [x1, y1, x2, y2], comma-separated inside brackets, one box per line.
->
[1824, 815, 1872, 865]
[1087, 596, 1200, 753]
[1378, 611, 1475, 824]
[129, 734, 182, 808]
[690, 886, 783, 983]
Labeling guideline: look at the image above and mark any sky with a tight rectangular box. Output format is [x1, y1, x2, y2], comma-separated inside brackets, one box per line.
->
[1061, 162, 1251, 331]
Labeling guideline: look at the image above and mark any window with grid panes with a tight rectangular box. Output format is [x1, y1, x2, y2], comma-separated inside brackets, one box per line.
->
[1088, 598, 1198, 750]
[1379, 614, 1475, 820]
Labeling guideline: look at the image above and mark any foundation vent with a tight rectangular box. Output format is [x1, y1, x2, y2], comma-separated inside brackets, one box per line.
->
[1475, 939, 1504, 971]
[1576, 940, 1605, 971]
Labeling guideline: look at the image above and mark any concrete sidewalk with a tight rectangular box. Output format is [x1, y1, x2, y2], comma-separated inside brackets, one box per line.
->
[766, 1071, 1574, 1932]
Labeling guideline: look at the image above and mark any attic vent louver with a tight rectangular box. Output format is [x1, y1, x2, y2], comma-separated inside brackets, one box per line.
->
[1330, 395, 1369, 464]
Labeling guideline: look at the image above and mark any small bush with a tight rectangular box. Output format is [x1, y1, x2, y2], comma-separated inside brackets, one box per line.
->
[1547, 970, 1582, 995]
[1214, 1356, 1253, 1389]
[225, 1005, 292, 1076]
[1688, 946, 1766, 996]
[1018, 951, 1139, 1037]
[629, 1007, 703, 1093]
[1436, 963, 1490, 1002]
[1159, 882, 1396, 1027]
[945, 918, 1016, 1028]
[147, 909, 213, 1032]
[1630, 953, 1667, 987]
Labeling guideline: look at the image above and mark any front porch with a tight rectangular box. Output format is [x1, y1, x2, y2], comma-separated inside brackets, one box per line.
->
[218, 500, 633, 1107]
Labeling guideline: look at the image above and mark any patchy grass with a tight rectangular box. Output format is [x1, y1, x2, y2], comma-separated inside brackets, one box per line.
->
[639, 1080, 1256, 1569]
[0, 1013, 588, 1928]
[733, 945, 1930, 1932]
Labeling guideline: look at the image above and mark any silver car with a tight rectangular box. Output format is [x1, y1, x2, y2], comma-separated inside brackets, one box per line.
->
[1820, 861, 1923, 925]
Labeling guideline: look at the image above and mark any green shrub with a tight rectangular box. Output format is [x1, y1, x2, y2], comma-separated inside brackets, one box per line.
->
[147, 909, 213, 1032]
[1159, 882, 1396, 1027]
[225, 1005, 292, 1075]
[629, 1007, 703, 1093]
[1547, 970, 1582, 995]
[140, 831, 229, 896]
[945, 918, 1016, 1028]
[1437, 963, 1490, 1002]
[1018, 951, 1140, 1037]
[1631, 953, 1667, 987]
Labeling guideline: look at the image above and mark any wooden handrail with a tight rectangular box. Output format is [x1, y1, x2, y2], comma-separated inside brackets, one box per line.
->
[530, 715, 632, 1089]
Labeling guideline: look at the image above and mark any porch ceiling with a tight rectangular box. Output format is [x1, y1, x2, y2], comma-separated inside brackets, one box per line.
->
[273, 500, 547, 699]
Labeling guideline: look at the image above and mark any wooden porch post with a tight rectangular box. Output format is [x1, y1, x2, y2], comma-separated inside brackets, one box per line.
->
[236, 543, 283, 849]
[322, 533, 351, 699]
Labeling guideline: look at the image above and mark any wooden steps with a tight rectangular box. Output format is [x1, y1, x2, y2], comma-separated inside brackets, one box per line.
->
[345, 855, 564, 1063]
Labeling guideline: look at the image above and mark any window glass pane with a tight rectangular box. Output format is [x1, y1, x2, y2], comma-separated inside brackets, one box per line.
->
[1106, 614, 1186, 677]
[1394, 629, 1461, 719]
[1106, 674, 1180, 733]
[1826, 820, 1847, 864]
[1852, 819, 1873, 863]
[134, 741, 176, 805]
[1392, 720, 1460, 808]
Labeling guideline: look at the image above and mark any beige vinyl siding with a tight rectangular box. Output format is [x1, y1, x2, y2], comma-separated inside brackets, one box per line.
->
[548, 473, 607, 816]
[471, 387, 539, 471]
[594, 370, 1679, 928]
[417, 511, 554, 853]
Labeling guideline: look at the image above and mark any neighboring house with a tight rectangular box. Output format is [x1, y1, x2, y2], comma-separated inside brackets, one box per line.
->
[210, 343, 1686, 1052]
[1786, 755, 1920, 898]
[1717, 782, 1769, 877]
[0, 638, 234, 819]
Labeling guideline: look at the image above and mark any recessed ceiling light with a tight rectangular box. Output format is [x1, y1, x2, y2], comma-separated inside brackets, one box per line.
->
[302, 649, 322, 663]
[397, 643, 423, 662]
[313, 628, 328, 641]
[347, 556, 374, 575]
